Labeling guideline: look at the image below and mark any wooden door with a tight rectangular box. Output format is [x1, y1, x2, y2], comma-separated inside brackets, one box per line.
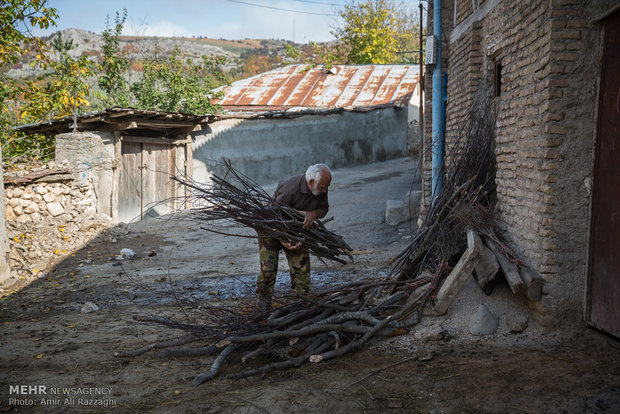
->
[118, 142, 142, 223]
[586, 11, 620, 338]
[117, 139, 177, 223]
[142, 143, 176, 219]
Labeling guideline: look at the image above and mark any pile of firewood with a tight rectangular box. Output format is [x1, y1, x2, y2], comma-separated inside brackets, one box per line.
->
[116, 91, 539, 385]
[115, 278, 424, 385]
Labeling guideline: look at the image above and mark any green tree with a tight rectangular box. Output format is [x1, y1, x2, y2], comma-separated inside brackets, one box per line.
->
[332, 0, 413, 64]
[98, 9, 130, 107]
[130, 47, 227, 114]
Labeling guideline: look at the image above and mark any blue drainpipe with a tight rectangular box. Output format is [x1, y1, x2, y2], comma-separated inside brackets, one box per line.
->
[431, 0, 444, 199]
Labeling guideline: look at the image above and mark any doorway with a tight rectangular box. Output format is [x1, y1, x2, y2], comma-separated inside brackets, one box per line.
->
[586, 11, 620, 338]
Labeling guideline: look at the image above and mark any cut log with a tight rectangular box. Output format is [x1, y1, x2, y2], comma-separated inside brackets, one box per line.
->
[475, 241, 500, 287]
[484, 237, 524, 294]
[519, 267, 543, 301]
[433, 229, 482, 314]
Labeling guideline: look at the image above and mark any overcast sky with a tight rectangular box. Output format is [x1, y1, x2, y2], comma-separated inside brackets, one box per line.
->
[33, 0, 357, 43]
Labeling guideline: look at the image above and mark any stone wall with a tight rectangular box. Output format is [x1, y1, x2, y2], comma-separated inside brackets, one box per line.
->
[423, 0, 618, 326]
[2, 164, 112, 286]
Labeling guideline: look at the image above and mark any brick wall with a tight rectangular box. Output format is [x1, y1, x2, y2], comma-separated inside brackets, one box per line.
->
[423, 0, 617, 326]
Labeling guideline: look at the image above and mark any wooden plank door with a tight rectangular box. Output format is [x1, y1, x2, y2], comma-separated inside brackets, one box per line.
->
[117, 140, 177, 222]
[142, 143, 176, 219]
[118, 142, 142, 223]
[586, 11, 620, 338]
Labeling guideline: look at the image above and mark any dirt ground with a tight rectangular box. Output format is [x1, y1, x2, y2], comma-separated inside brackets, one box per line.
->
[1, 158, 619, 413]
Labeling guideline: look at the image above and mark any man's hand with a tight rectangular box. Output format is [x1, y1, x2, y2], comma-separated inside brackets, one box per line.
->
[281, 240, 302, 250]
[303, 210, 320, 229]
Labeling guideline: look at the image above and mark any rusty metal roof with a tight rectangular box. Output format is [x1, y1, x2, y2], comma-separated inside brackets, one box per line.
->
[213, 64, 420, 110]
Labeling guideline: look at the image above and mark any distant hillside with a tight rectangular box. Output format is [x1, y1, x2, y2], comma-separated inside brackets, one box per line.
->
[4, 28, 298, 80]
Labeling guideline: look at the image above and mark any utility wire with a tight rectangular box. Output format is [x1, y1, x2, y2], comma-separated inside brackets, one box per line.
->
[290, 0, 347, 5]
[223, 0, 338, 16]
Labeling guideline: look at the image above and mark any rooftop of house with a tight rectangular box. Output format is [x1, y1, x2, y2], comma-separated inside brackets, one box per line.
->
[213, 64, 421, 113]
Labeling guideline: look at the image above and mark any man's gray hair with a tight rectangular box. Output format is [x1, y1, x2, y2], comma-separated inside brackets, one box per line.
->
[306, 163, 331, 182]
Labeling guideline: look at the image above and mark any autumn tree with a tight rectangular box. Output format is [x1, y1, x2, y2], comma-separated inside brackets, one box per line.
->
[285, 1, 419, 67]
[332, 0, 417, 64]
[19, 32, 95, 121]
[0, 0, 58, 161]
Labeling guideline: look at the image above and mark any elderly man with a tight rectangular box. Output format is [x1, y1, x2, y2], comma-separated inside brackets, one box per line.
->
[256, 164, 332, 306]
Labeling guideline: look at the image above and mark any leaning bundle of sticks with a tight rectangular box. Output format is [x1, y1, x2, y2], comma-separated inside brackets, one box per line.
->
[171, 160, 353, 264]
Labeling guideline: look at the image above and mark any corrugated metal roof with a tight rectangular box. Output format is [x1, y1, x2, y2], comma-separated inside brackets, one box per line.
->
[213, 64, 420, 110]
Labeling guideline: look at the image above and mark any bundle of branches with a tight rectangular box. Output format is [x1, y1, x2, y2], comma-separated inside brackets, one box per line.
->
[116, 275, 428, 386]
[389, 90, 497, 285]
[172, 160, 352, 264]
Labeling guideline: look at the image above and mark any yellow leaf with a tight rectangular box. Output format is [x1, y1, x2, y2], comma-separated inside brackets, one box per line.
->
[35, 353, 44, 359]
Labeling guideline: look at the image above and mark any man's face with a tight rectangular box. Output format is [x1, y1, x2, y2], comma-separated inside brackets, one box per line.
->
[309, 174, 331, 196]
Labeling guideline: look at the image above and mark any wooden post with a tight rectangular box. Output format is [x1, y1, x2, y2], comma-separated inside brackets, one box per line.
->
[433, 228, 482, 314]
[111, 130, 122, 222]
[184, 133, 193, 200]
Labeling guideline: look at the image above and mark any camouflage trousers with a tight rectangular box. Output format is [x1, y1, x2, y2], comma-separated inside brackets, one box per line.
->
[256, 232, 310, 297]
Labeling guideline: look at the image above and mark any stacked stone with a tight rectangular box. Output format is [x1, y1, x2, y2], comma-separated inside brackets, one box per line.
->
[5, 182, 97, 223]
[3, 174, 110, 281]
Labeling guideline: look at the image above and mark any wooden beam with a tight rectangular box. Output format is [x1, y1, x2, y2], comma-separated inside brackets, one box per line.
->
[433, 228, 482, 314]
[78, 116, 106, 123]
[133, 120, 200, 129]
[475, 241, 499, 287]
[120, 136, 191, 146]
[484, 237, 524, 294]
